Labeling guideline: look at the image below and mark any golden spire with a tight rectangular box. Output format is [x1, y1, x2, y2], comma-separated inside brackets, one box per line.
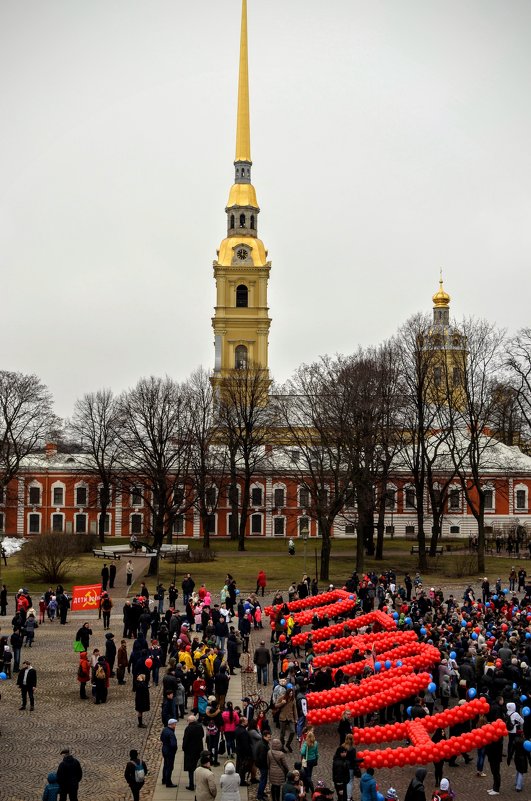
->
[432, 270, 450, 308]
[235, 0, 251, 163]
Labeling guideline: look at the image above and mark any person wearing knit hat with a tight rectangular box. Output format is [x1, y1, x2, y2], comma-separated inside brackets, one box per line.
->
[385, 790, 399, 801]
[434, 778, 453, 801]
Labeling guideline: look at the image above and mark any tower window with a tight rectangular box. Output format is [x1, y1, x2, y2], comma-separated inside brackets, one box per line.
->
[239, 213, 246, 227]
[433, 366, 442, 387]
[250, 214, 255, 228]
[230, 214, 235, 228]
[235, 345, 248, 370]
[236, 284, 248, 308]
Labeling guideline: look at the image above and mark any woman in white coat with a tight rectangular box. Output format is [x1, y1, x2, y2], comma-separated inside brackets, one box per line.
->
[220, 761, 241, 801]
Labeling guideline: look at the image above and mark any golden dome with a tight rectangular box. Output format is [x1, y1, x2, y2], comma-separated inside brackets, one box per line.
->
[432, 277, 450, 308]
[226, 183, 259, 209]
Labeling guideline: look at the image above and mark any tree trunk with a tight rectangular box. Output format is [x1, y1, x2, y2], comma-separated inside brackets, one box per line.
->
[375, 496, 386, 560]
[98, 501, 107, 544]
[429, 512, 442, 557]
[202, 511, 211, 549]
[238, 500, 247, 552]
[415, 503, 428, 570]
[356, 525, 364, 574]
[320, 524, 331, 581]
[477, 500, 486, 573]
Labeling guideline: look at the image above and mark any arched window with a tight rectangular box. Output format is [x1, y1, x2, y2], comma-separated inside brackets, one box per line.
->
[236, 284, 248, 307]
[230, 214, 235, 228]
[239, 213, 246, 227]
[235, 345, 248, 370]
[250, 214, 255, 228]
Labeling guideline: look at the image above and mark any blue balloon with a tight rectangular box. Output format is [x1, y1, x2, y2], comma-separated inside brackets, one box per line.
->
[420, 627, 427, 636]
[349, 595, 355, 600]
[492, 595, 498, 601]
[449, 651, 456, 660]
[524, 741, 531, 753]
[522, 707, 531, 717]
[504, 588, 509, 595]
[471, 632, 478, 640]
[0, 672, 6, 680]
[526, 633, 531, 640]
[374, 661, 381, 672]
[235, 589, 240, 595]
[407, 706, 412, 717]
[467, 688, 477, 699]
[428, 682, 436, 693]
[385, 660, 392, 670]
[405, 617, 412, 625]
[280, 619, 286, 626]
[461, 620, 467, 627]
[514, 683, 518, 690]
[286, 683, 293, 689]
[376, 793, 385, 801]
[521, 695, 528, 703]
[396, 660, 403, 667]
[392, 612, 399, 620]
[485, 602, 491, 608]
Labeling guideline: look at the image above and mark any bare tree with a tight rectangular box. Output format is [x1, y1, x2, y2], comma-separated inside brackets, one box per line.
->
[187, 368, 230, 548]
[70, 389, 120, 543]
[506, 328, 531, 447]
[116, 376, 192, 566]
[0, 371, 56, 502]
[216, 367, 271, 552]
[395, 314, 442, 569]
[276, 357, 359, 580]
[445, 318, 506, 572]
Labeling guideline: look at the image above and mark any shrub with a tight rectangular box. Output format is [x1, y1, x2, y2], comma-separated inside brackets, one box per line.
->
[23, 533, 79, 583]
[444, 553, 478, 578]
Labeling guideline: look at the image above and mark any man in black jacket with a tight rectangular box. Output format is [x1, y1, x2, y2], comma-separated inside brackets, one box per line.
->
[57, 748, 83, 801]
[254, 731, 271, 801]
[17, 660, 37, 710]
[234, 717, 253, 786]
[182, 714, 205, 790]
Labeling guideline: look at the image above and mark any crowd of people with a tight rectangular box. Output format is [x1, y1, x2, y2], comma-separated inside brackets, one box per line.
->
[4, 559, 531, 801]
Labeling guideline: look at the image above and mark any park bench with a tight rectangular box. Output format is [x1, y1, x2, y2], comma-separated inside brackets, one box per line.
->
[92, 549, 122, 560]
[410, 545, 444, 556]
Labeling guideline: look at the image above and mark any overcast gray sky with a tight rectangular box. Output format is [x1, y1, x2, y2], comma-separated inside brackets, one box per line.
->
[1, 1, 530, 418]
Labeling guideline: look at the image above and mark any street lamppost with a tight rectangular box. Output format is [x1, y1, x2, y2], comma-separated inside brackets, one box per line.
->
[0, 532, 4, 585]
[301, 521, 309, 575]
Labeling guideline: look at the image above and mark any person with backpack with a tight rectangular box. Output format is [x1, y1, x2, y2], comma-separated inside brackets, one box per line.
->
[77, 651, 91, 700]
[124, 748, 148, 801]
[101, 593, 113, 629]
[431, 778, 453, 801]
[93, 656, 110, 704]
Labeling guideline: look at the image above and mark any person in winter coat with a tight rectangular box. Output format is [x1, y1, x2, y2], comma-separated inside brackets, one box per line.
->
[432, 777, 453, 801]
[507, 701, 525, 765]
[56, 749, 83, 800]
[75, 622, 92, 651]
[183, 714, 205, 790]
[135, 674, 150, 728]
[332, 746, 350, 801]
[124, 749, 148, 801]
[195, 752, 218, 801]
[77, 651, 91, 700]
[513, 730, 528, 792]
[161, 720, 178, 788]
[404, 768, 427, 801]
[359, 768, 378, 801]
[42, 771, 60, 801]
[117, 639, 128, 685]
[220, 761, 241, 801]
[105, 633, 116, 676]
[301, 730, 319, 785]
[24, 612, 37, 646]
[222, 702, 238, 759]
[267, 738, 289, 801]
[254, 731, 271, 801]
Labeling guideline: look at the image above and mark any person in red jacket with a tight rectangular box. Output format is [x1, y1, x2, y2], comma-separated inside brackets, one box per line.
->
[77, 651, 91, 700]
[256, 571, 267, 597]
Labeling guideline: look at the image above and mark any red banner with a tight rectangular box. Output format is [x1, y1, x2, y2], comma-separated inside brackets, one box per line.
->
[72, 584, 102, 611]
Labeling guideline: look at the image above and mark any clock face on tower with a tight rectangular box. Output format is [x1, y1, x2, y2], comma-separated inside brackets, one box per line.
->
[237, 248, 248, 260]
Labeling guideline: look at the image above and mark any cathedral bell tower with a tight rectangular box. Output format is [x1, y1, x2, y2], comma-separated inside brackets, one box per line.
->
[211, 0, 271, 386]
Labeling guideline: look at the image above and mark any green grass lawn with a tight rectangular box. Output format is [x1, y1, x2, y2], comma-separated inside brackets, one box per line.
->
[0, 536, 523, 598]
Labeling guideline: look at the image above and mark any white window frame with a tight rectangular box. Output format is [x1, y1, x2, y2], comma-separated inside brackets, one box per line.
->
[250, 482, 264, 508]
[74, 512, 88, 534]
[0, 511, 4, 532]
[404, 484, 416, 510]
[51, 481, 66, 508]
[273, 483, 287, 509]
[273, 515, 286, 536]
[448, 484, 462, 513]
[28, 511, 41, 534]
[482, 484, 495, 513]
[75, 481, 89, 508]
[98, 512, 111, 535]
[515, 484, 529, 513]
[250, 512, 263, 535]
[131, 486, 144, 508]
[130, 512, 143, 536]
[298, 486, 310, 509]
[51, 512, 65, 532]
[173, 514, 185, 535]
[28, 481, 42, 507]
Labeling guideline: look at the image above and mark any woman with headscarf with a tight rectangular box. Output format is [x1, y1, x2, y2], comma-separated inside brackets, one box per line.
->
[404, 768, 427, 801]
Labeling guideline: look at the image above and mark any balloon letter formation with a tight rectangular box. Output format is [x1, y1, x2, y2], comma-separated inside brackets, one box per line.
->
[265, 590, 507, 768]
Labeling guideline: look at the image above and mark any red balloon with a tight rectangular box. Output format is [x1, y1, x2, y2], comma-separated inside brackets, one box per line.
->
[145, 657, 153, 668]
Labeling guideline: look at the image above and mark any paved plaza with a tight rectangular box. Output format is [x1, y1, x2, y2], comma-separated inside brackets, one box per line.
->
[0, 564, 529, 801]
